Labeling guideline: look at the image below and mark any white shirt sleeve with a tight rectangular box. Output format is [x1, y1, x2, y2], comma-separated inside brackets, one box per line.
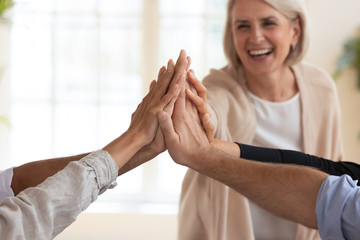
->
[0, 167, 15, 202]
[0, 150, 118, 240]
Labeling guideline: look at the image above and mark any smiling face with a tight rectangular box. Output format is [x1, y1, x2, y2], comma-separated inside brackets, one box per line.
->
[231, 0, 300, 77]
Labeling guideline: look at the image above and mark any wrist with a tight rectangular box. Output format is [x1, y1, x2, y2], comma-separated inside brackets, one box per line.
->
[187, 145, 218, 172]
[211, 139, 240, 157]
[210, 139, 222, 149]
[126, 127, 149, 147]
[103, 130, 145, 169]
[193, 147, 234, 177]
[141, 143, 161, 159]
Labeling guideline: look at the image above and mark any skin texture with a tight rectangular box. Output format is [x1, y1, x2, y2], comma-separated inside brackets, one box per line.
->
[11, 154, 88, 196]
[231, 0, 300, 102]
[11, 50, 190, 196]
[158, 84, 326, 230]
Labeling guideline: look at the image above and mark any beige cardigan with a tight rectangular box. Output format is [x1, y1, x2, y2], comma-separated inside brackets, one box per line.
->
[178, 62, 344, 240]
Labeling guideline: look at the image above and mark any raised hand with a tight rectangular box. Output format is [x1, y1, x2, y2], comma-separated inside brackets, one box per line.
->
[146, 50, 190, 154]
[128, 58, 182, 147]
[185, 70, 214, 143]
[157, 75, 211, 169]
[104, 50, 189, 172]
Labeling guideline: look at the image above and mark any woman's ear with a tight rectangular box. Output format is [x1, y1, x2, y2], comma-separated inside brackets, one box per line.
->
[291, 18, 301, 46]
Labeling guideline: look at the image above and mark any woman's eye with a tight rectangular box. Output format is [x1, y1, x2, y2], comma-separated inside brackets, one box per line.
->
[264, 21, 276, 26]
[237, 25, 250, 30]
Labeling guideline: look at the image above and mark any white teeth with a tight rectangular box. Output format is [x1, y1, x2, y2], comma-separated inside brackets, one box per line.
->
[249, 49, 272, 56]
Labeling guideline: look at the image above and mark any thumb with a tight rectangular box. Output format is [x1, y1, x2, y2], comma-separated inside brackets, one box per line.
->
[157, 111, 177, 146]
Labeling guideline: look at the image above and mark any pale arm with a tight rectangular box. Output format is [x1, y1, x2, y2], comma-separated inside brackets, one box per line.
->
[10, 51, 189, 195]
[0, 50, 189, 239]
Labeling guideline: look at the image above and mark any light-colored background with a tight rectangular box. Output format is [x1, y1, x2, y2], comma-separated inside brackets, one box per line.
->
[0, 0, 359, 239]
[58, 1, 360, 239]
[306, 0, 360, 165]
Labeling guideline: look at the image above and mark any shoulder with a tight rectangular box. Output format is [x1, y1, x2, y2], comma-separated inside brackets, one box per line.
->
[202, 65, 243, 90]
[293, 62, 337, 93]
[202, 65, 249, 102]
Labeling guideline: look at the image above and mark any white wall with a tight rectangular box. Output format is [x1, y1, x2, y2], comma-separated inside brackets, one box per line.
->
[56, 1, 360, 239]
[306, 0, 360, 163]
[0, 21, 11, 169]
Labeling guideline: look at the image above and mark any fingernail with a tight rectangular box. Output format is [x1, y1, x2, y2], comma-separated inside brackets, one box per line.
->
[188, 71, 195, 78]
[159, 66, 166, 74]
[185, 88, 193, 95]
[167, 59, 173, 70]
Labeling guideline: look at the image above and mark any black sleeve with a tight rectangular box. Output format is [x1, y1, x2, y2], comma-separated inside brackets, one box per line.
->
[236, 142, 360, 185]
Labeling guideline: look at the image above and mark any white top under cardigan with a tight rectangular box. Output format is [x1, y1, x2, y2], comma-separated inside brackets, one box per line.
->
[178, 62, 344, 240]
[249, 91, 302, 240]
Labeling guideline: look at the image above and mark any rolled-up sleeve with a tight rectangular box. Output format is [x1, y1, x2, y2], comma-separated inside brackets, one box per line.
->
[0, 150, 118, 240]
[316, 175, 360, 240]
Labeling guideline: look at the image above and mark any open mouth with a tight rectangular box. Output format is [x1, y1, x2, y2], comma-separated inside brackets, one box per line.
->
[248, 48, 273, 57]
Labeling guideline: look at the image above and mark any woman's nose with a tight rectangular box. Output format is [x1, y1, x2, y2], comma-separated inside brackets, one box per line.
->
[249, 27, 265, 44]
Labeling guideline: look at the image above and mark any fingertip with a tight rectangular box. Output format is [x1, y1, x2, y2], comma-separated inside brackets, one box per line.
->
[185, 88, 194, 96]
[203, 113, 211, 123]
[187, 70, 197, 82]
[180, 49, 186, 57]
[167, 59, 174, 70]
[149, 79, 156, 91]
[160, 65, 166, 72]
[186, 56, 191, 67]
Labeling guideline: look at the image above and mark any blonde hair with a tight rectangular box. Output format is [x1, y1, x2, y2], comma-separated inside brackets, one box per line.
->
[223, 0, 310, 68]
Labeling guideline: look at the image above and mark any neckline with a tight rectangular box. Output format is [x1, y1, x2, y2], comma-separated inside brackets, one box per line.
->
[248, 90, 300, 106]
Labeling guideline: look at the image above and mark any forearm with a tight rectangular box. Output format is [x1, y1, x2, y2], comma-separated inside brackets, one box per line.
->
[103, 130, 146, 170]
[11, 131, 150, 195]
[11, 153, 88, 195]
[237, 143, 360, 184]
[0, 150, 118, 239]
[118, 145, 158, 176]
[211, 139, 240, 157]
[194, 148, 327, 229]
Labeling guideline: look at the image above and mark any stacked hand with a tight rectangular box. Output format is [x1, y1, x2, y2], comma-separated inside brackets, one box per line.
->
[120, 49, 214, 171]
[129, 50, 192, 153]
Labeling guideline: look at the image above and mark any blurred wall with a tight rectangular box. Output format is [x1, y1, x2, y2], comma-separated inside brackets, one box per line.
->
[306, 0, 360, 163]
[55, 1, 360, 239]
[0, 21, 11, 169]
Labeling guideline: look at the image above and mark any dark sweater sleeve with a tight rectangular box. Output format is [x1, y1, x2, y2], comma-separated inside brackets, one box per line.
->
[236, 143, 360, 185]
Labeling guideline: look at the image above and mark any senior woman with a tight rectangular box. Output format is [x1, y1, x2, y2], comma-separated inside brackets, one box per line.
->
[178, 0, 343, 239]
